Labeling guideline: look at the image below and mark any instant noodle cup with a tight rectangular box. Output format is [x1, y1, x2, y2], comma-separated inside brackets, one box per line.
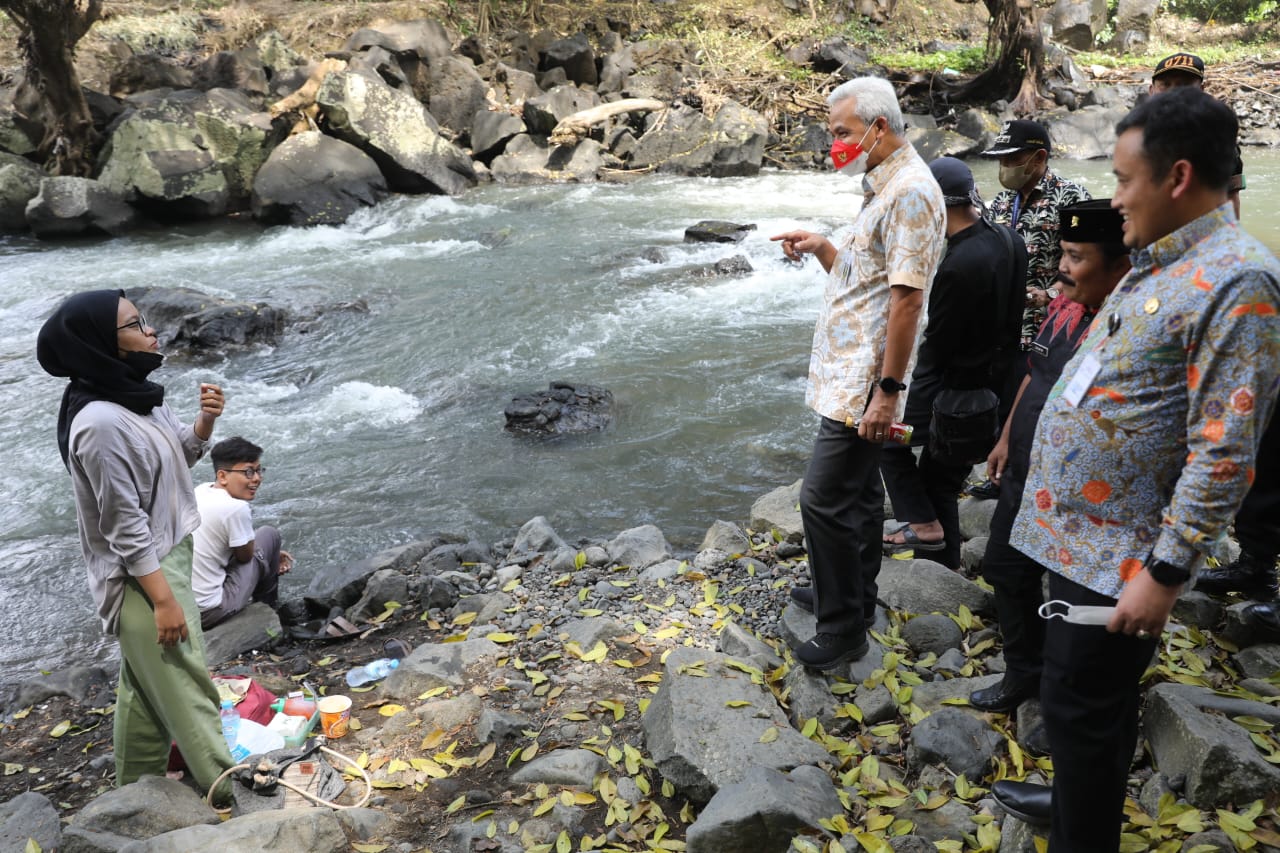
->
[317, 694, 352, 738]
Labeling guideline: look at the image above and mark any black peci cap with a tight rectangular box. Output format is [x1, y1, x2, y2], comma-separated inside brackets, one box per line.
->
[1059, 199, 1124, 244]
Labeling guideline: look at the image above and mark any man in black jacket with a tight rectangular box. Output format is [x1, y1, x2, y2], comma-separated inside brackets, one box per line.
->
[879, 157, 1027, 570]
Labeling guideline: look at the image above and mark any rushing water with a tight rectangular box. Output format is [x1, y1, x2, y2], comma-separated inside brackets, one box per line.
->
[2, 152, 1279, 683]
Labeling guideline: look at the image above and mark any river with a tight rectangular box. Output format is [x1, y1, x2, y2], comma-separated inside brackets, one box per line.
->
[2, 152, 1278, 684]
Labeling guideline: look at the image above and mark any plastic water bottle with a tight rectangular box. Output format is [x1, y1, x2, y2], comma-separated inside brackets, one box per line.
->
[219, 699, 240, 751]
[345, 657, 400, 687]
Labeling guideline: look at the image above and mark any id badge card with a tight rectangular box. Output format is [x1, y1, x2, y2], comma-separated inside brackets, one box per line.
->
[1062, 353, 1102, 407]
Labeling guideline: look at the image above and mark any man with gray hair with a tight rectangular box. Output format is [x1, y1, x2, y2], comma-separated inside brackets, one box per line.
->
[771, 77, 946, 669]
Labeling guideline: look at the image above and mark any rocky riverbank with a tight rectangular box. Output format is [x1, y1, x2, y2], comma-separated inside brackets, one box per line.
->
[1, 6, 1277, 239]
[3, 482, 1280, 852]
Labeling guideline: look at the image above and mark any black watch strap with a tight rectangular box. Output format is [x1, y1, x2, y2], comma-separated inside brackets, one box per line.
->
[1147, 559, 1190, 587]
[879, 376, 907, 394]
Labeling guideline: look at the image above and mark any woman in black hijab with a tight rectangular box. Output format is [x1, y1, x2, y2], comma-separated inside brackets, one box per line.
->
[38, 289, 235, 805]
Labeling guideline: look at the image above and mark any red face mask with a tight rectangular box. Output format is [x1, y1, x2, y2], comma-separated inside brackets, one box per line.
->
[830, 122, 877, 171]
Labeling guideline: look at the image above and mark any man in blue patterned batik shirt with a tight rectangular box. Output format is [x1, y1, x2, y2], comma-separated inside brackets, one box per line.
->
[990, 86, 1280, 851]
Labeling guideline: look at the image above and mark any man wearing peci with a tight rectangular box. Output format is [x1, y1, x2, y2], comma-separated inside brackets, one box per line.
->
[770, 76, 945, 670]
[991, 86, 1280, 850]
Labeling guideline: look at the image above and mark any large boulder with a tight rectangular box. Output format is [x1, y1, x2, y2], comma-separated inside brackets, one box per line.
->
[599, 39, 692, 99]
[1044, 105, 1128, 160]
[202, 603, 282, 666]
[25, 177, 138, 238]
[1048, 0, 1107, 50]
[114, 807, 348, 853]
[382, 638, 503, 699]
[316, 70, 476, 195]
[490, 63, 544, 107]
[685, 766, 842, 853]
[97, 88, 283, 217]
[877, 558, 994, 616]
[108, 53, 196, 98]
[1111, 0, 1161, 52]
[540, 33, 598, 87]
[0, 792, 60, 853]
[61, 775, 219, 852]
[0, 151, 42, 231]
[906, 707, 1003, 779]
[630, 100, 767, 177]
[522, 84, 602, 137]
[642, 647, 831, 802]
[342, 19, 454, 64]
[425, 55, 489, 138]
[471, 110, 527, 162]
[193, 48, 269, 97]
[251, 131, 387, 226]
[750, 480, 804, 543]
[504, 381, 615, 434]
[489, 135, 606, 183]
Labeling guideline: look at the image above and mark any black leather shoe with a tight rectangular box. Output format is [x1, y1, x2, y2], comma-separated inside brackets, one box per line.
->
[789, 586, 814, 613]
[992, 780, 1052, 828]
[1245, 601, 1280, 640]
[969, 676, 1039, 713]
[1194, 551, 1279, 600]
[795, 632, 870, 670]
[966, 479, 1001, 500]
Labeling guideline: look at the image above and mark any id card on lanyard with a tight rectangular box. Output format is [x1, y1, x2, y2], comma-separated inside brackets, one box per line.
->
[1063, 312, 1120, 407]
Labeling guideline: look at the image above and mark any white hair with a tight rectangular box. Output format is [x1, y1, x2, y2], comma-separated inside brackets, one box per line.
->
[827, 77, 906, 136]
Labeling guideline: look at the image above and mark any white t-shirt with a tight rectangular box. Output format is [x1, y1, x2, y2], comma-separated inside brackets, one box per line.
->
[192, 482, 254, 609]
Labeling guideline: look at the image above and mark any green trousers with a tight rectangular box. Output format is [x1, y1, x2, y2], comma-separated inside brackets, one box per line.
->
[115, 536, 234, 805]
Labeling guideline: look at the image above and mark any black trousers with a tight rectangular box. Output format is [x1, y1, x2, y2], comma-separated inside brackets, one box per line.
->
[879, 443, 970, 570]
[800, 417, 884, 636]
[1042, 572, 1157, 853]
[981, 470, 1045, 685]
[1236, 415, 1280, 559]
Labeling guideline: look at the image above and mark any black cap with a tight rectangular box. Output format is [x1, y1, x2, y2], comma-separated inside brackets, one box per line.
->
[928, 156, 979, 208]
[1059, 199, 1124, 244]
[1153, 52, 1205, 81]
[981, 120, 1051, 157]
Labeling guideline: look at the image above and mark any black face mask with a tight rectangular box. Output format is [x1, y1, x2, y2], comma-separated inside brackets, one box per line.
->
[121, 349, 164, 379]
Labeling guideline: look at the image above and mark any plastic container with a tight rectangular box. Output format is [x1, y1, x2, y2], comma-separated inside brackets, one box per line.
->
[228, 718, 285, 761]
[344, 657, 399, 687]
[270, 691, 317, 719]
[219, 699, 240, 751]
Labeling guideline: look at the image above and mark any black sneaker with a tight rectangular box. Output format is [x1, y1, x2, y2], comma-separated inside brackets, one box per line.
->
[795, 632, 870, 670]
[789, 586, 815, 613]
[1194, 551, 1278, 600]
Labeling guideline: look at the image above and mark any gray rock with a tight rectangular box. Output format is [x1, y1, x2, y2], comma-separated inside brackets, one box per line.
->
[317, 70, 476, 195]
[892, 796, 980, 843]
[932, 647, 969, 675]
[906, 127, 983, 161]
[1178, 830, 1236, 852]
[960, 536, 988, 572]
[907, 708, 1002, 780]
[477, 707, 532, 742]
[491, 63, 543, 106]
[419, 576, 460, 611]
[451, 592, 514, 626]
[877, 558, 994, 616]
[507, 516, 568, 560]
[63, 776, 218, 852]
[1138, 772, 1176, 817]
[784, 664, 839, 730]
[202, 602, 282, 666]
[684, 220, 757, 243]
[558, 616, 630, 650]
[853, 684, 898, 725]
[305, 540, 436, 608]
[510, 748, 605, 787]
[718, 621, 784, 669]
[700, 520, 751, 555]
[901, 614, 963, 657]
[751, 480, 804, 543]
[504, 381, 615, 433]
[1048, 0, 1106, 49]
[382, 638, 503, 699]
[471, 109, 526, 161]
[425, 55, 488, 137]
[0, 151, 42, 232]
[346, 568, 410, 623]
[124, 285, 284, 353]
[192, 48, 268, 97]
[643, 646, 831, 802]
[11, 665, 113, 710]
[26, 177, 138, 238]
[911, 674, 1003, 715]
[250, 131, 386, 226]
[996, 817, 1042, 852]
[343, 19, 454, 63]
[810, 36, 870, 77]
[606, 524, 671, 569]
[686, 765, 842, 853]
[0, 792, 60, 853]
[957, 496, 997, 540]
[1111, 0, 1160, 51]
[1043, 106, 1129, 160]
[1171, 591, 1223, 632]
[639, 559, 683, 582]
[98, 88, 280, 216]
[1233, 643, 1280, 679]
[1143, 683, 1280, 808]
[116, 807, 347, 852]
[891, 837, 938, 853]
[540, 33, 597, 87]
[335, 807, 394, 842]
[523, 84, 601, 137]
[416, 694, 484, 734]
[692, 548, 731, 571]
[631, 100, 768, 177]
[108, 54, 195, 97]
[953, 108, 1002, 151]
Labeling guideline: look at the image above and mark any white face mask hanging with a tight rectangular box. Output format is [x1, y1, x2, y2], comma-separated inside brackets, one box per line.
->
[1038, 600, 1115, 626]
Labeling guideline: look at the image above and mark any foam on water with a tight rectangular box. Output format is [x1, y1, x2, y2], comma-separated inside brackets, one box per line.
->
[315, 381, 424, 429]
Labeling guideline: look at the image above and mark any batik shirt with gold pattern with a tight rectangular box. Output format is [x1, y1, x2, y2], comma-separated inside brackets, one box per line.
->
[806, 144, 946, 424]
[1010, 204, 1280, 598]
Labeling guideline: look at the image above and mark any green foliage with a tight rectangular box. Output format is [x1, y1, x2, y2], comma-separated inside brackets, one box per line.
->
[870, 45, 986, 73]
[1160, 0, 1277, 23]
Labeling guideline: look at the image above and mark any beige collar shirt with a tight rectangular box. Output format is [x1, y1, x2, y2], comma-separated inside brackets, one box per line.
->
[805, 143, 946, 424]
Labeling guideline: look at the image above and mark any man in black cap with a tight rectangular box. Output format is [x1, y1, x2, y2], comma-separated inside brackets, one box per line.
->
[966, 120, 1091, 501]
[879, 157, 1026, 570]
[973, 200, 1130, 726]
[1145, 54, 1276, 607]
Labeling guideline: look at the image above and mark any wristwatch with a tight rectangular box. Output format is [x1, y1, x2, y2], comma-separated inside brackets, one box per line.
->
[878, 376, 907, 394]
[1146, 559, 1190, 588]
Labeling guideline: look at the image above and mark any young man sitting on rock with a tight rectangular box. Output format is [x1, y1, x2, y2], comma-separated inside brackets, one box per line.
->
[192, 436, 292, 629]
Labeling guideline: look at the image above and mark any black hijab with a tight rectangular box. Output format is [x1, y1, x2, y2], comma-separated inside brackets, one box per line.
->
[37, 289, 165, 467]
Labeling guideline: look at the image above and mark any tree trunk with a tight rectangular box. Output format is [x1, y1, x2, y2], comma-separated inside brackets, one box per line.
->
[1, 0, 104, 175]
[949, 0, 1047, 115]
